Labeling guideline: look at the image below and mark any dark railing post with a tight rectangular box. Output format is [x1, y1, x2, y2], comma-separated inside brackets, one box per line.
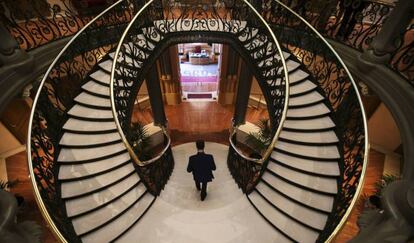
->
[233, 61, 253, 126]
[361, 0, 414, 64]
[0, 24, 33, 72]
[146, 64, 167, 127]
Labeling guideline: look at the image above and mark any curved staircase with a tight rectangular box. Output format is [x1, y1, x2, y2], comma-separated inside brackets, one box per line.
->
[247, 64, 340, 242]
[27, 0, 367, 242]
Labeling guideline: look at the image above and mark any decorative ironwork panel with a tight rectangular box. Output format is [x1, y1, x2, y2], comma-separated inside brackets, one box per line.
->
[263, 1, 368, 242]
[28, 1, 142, 241]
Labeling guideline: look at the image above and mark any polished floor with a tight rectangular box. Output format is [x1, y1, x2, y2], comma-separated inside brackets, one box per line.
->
[6, 101, 385, 242]
[118, 142, 282, 243]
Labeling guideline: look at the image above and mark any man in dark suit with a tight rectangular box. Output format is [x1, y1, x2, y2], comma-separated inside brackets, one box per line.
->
[187, 140, 216, 201]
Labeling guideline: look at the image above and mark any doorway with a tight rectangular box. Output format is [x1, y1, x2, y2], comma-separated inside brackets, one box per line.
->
[178, 43, 221, 101]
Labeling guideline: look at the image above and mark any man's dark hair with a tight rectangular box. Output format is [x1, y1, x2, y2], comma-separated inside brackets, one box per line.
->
[196, 140, 205, 150]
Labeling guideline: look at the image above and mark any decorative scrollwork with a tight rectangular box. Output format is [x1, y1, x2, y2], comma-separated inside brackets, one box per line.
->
[264, 1, 367, 241]
[227, 140, 262, 193]
[28, 1, 139, 241]
[111, 0, 288, 196]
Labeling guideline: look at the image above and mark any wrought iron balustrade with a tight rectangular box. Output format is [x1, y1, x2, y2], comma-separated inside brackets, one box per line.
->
[27, 1, 144, 241]
[110, 0, 289, 196]
[259, 0, 413, 85]
[262, 1, 369, 242]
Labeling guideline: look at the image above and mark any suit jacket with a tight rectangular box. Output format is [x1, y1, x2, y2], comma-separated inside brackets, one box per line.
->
[187, 152, 216, 183]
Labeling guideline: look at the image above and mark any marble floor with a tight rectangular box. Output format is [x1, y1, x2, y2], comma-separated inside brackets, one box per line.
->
[119, 142, 281, 243]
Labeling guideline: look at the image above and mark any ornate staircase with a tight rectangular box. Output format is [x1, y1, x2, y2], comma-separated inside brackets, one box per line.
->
[27, 0, 367, 242]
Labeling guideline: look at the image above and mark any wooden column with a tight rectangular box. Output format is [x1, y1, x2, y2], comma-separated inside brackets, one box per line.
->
[218, 44, 239, 105]
[233, 60, 253, 126]
[158, 45, 181, 105]
[146, 64, 167, 126]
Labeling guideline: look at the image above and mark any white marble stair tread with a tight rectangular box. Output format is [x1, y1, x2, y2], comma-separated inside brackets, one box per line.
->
[65, 173, 140, 217]
[80, 192, 154, 243]
[283, 116, 335, 130]
[74, 92, 110, 108]
[262, 172, 333, 212]
[98, 59, 114, 73]
[58, 152, 131, 180]
[248, 190, 319, 243]
[61, 163, 135, 198]
[72, 182, 147, 235]
[67, 104, 113, 120]
[290, 79, 316, 95]
[287, 102, 330, 118]
[288, 69, 309, 84]
[267, 162, 338, 194]
[63, 118, 116, 132]
[58, 142, 126, 162]
[279, 130, 339, 144]
[256, 182, 328, 230]
[90, 69, 110, 84]
[59, 132, 121, 147]
[276, 141, 340, 159]
[82, 80, 110, 96]
[271, 151, 340, 176]
[289, 91, 324, 106]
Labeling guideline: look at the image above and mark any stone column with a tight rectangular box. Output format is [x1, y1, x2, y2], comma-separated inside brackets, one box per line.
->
[0, 24, 33, 72]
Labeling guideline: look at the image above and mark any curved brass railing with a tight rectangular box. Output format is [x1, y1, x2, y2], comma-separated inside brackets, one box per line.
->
[228, 0, 290, 167]
[110, 0, 290, 169]
[270, 1, 370, 241]
[26, 0, 139, 241]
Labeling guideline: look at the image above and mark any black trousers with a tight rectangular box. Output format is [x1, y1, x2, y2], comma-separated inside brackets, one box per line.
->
[195, 180, 208, 200]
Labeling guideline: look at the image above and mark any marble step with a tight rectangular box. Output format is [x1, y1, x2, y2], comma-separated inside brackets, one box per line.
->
[63, 118, 116, 133]
[61, 163, 135, 199]
[279, 130, 339, 144]
[283, 116, 335, 131]
[65, 173, 140, 217]
[58, 142, 126, 162]
[58, 152, 131, 180]
[67, 104, 113, 120]
[74, 92, 111, 108]
[261, 172, 334, 212]
[80, 192, 154, 243]
[98, 59, 114, 73]
[287, 102, 331, 119]
[72, 182, 147, 235]
[288, 69, 309, 84]
[275, 140, 340, 160]
[289, 79, 317, 96]
[90, 69, 110, 85]
[249, 190, 319, 243]
[267, 162, 338, 194]
[289, 91, 324, 107]
[256, 182, 328, 230]
[82, 80, 110, 97]
[271, 151, 340, 176]
[59, 132, 121, 147]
